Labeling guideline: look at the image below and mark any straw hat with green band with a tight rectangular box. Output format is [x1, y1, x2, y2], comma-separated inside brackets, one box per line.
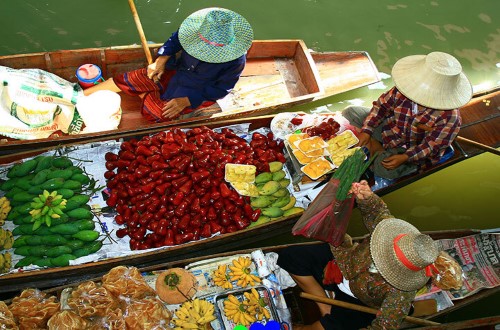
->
[178, 8, 253, 64]
[391, 51, 473, 110]
[370, 218, 440, 291]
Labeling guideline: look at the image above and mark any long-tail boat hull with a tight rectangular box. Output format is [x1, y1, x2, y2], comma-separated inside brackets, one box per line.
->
[0, 40, 380, 153]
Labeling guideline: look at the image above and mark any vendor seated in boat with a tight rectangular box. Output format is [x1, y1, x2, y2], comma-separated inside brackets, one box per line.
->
[278, 180, 463, 330]
[342, 52, 472, 185]
[83, 7, 253, 122]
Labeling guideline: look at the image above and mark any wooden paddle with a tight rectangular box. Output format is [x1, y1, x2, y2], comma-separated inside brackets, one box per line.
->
[455, 136, 500, 156]
[127, 0, 153, 65]
[300, 292, 440, 326]
[415, 124, 499, 156]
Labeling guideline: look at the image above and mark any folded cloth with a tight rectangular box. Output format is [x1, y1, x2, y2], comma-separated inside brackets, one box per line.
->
[373, 147, 418, 179]
[266, 252, 296, 289]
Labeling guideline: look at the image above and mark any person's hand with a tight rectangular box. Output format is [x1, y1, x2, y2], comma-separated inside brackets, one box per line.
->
[381, 154, 409, 170]
[349, 180, 373, 200]
[357, 132, 371, 148]
[147, 62, 165, 82]
[162, 97, 191, 120]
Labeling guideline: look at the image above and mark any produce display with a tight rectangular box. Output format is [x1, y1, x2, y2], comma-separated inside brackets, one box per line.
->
[0, 249, 285, 329]
[0, 155, 103, 269]
[105, 126, 296, 250]
[272, 112, 363, 180]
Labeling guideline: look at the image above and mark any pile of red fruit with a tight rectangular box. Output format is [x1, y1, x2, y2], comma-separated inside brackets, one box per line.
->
[303, 118, 341, 141]
[104, 126, 285, 250]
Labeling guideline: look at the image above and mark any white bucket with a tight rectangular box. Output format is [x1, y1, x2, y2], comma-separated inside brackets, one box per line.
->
[76, 90, 122, 133]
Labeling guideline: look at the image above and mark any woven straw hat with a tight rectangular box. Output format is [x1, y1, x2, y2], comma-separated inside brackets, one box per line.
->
[391, 52, 472, 110]
[370, 218, 439, 291]
[178, 7, 253, 63]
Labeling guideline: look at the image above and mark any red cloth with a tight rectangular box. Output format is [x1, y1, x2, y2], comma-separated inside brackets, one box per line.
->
[113, 68, 215, 122]
[323, 259, 343, 285]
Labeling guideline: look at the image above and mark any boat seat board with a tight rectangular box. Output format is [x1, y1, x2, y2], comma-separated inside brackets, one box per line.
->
[311, 51, 380, 96]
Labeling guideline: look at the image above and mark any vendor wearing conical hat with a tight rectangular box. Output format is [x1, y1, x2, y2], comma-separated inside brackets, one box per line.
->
[278, 181, 463, 329]
[342, 52, 472, 185]
[84, 7, 253, 122]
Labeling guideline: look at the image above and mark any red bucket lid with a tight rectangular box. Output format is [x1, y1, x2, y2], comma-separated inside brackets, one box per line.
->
[77, 64, 101, 81]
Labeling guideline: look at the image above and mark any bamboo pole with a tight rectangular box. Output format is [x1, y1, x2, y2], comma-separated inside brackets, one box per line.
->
[127, 0, 153, 65]
[455, 136, 500, 156]
[299, 292, 440, 327]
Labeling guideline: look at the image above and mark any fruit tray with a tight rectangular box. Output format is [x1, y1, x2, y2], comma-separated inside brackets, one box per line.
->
[214, 286, 280, 329]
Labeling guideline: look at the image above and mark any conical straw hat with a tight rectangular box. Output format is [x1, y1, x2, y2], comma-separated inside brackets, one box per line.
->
[179, 7, 253, 63]
[391, 52, 472, 110]
[370, 218, 439, 291]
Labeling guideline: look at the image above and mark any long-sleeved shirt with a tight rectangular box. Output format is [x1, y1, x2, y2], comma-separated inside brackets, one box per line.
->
[156, 31, 246, 108]
[331, 194, 415, 329]
[361, 87, 461, 165]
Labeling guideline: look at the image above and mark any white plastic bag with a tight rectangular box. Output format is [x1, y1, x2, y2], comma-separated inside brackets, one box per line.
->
[76, 90, 122, 133]
[0, 65, 84, 140]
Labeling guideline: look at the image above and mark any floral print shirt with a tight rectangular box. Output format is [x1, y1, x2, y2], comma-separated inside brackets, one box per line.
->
[330, 194, 416, 329]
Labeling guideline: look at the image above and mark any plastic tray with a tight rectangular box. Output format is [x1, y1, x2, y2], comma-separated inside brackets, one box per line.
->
[301, 157, 335, 180]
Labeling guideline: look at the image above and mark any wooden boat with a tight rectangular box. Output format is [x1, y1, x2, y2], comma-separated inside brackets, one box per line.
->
[0, 88, 498, 298]
[2, 228, 499, 329]
[0, 40, 380, 153]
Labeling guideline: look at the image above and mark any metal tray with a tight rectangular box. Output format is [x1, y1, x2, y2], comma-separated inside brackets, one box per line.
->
[213, 285, 280, 329]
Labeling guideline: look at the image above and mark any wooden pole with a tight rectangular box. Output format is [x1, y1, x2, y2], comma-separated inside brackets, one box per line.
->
[299, 292, 440, 327]
[455, 136, 500, 156]
[127, 0, 153, 65]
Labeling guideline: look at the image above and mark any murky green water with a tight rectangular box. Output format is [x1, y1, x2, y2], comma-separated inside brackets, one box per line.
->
[1, 0, 499, 320]
[1, 0, 498, 230]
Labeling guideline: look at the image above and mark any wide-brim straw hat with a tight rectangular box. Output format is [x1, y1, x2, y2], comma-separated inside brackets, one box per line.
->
[391, 52, 473, 110]
[178, 7, 253, 64]
[370, 218, 439, 291]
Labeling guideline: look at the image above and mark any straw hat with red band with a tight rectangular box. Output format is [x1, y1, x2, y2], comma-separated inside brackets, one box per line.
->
[178, 7, 253, 64]
[370, 218, 440, 291]
[391, 51, 473, 110]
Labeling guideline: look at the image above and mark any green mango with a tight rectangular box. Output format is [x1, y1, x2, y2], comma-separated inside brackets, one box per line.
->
[283, 207, 305, 217]
[272, 188, 290, 198]
[269, 161, 283, 173]
[250, 196, 275, 208]
[259, 181, 280, 196]
[255, 172, 273, 184]
[261, 207, 285, 218]
[271, 195, 291, 208]
[272, 170, 286, 181]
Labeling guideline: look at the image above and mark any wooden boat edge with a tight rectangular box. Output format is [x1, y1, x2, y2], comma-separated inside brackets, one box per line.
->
[4, 228, 499, 328]
[0, 40, 381, 152]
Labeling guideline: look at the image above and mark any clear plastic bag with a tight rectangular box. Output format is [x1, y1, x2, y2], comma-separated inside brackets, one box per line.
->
[292, 178, 354, 246]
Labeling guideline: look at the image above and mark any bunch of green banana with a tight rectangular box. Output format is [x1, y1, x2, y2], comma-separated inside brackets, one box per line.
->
[0, 228, 13, 250]
[29, 190, 67, 230]
[0, 196, 11, 226]
[172, 298, 216, 329]
[0, 252, 12, 273]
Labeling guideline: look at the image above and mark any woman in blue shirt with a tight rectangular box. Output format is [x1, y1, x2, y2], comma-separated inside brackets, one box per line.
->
[84, 7, 253, 122]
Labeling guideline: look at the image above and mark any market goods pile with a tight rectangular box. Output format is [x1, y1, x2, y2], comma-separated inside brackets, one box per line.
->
[0, 250, 280, 329]
[0, 155, 102, 269]
[0, 265, 176, 329]
[105, 126, 303, 250]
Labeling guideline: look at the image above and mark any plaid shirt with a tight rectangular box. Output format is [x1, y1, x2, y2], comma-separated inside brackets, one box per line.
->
[361, 87, 461, 165]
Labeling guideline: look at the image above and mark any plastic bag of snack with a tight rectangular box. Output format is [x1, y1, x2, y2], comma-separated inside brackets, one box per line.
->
[432, 251, 464, 290]
[8, 288, 60, 329]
